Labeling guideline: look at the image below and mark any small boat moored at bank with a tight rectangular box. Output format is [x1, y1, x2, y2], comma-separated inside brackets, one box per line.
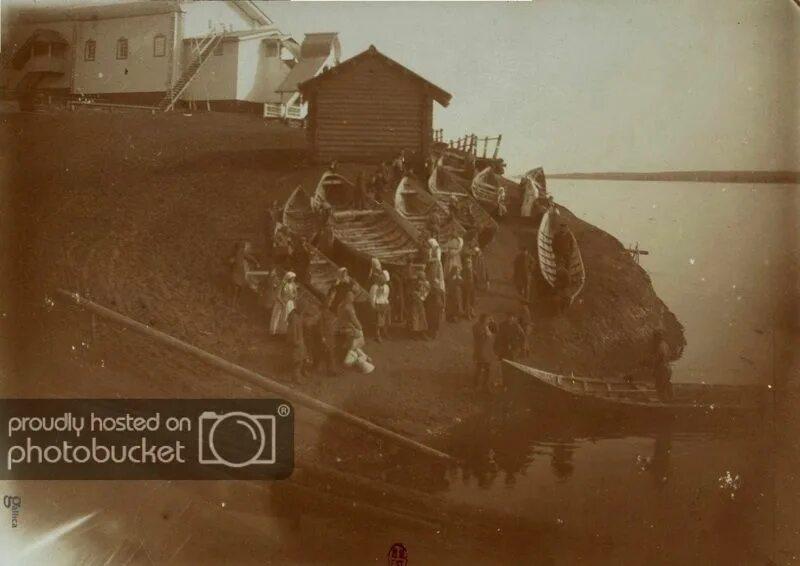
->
[502, 360, 766, 421]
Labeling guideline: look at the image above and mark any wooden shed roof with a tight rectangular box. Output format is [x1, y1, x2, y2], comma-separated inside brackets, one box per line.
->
[298, 45, 452, 107]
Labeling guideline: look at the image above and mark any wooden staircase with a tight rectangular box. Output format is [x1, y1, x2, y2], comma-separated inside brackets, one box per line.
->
[158, 31, 223, 112]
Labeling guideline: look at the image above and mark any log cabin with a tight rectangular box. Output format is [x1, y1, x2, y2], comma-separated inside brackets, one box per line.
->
[298, 45, 452, 164]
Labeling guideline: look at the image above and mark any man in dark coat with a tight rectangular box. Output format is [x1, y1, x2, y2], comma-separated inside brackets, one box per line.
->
[312, 296, 339, 376]
[291, 237, 312, 287]
[425, 279, 445, 339]
[329, 268, 352, 311]
[495, 313, 526, 363]
[264, 200, 280, 264]
[472, 314, 494, 392]
[513, 247, 533, 298]
[652, 330, 673, 400]
[354, 171, 368, 210]
[552, 222, 574, 268]
[286, 303, 307, 383]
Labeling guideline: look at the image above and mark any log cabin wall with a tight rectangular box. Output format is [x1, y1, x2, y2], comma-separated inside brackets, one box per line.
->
[307, 56, 433, 164]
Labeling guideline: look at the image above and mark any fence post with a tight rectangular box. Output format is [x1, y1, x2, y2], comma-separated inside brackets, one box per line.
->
[483, 136, 488, 158]
[493, 134, 503, 159]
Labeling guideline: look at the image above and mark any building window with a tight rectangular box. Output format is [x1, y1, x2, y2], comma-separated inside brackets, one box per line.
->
[264, 41, 278, 58]
[84, 40, 96, 61]
[116, 38, 128, 60]
[213, 40, 223, 56]
[153, 34, 166, 57]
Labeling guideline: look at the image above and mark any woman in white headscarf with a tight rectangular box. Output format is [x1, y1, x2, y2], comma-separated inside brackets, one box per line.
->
[442, 234, 463, 275]
[425, 238, 445, 292]
[367, 257, 383, 288]
[520, 175, 537, 218]
[270, 272, 297, 335]
[370, 270, 391, 342]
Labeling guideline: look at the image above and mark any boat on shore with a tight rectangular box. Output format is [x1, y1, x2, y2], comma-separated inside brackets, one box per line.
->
[470, 166, 505, 211]
[281, 185, 368, 302]
[394, 176, 465, 243]
[428, 162, 498, 245]
[502, 360, 766, 421]
[537, 208, 586, 302]
[314, 172, 422, 269]
[282, 185, 324, 240]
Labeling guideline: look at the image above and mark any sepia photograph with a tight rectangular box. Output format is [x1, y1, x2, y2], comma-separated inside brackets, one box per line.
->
[0, 0, 798, 564]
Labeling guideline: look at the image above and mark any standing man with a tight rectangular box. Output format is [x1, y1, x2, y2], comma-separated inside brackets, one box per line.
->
[513, 246, 533, 299]
[425, 277, 445, 339]
[652, 330, 673, 401]
[552, 222, 575, 269]
[286, 302, 307, 383]
[354, 171, 368, 210]
[312, 292, 339, 376]
[472, 314, 494, 392]
[495, 313, 526, 363]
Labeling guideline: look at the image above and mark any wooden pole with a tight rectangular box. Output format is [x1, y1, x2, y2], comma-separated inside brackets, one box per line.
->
[493, 134, 503, 159]
[56, 289, 454, 462]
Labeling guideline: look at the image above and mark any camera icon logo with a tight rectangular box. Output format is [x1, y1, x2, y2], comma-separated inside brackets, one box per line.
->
[198, 411, 276, 468]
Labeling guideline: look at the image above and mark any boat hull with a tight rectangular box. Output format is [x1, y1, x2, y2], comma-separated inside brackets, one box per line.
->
[502, 360, 765, 424]
[537, 209, 586, 301]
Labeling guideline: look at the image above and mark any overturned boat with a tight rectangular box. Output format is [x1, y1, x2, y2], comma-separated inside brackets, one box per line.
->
[314, 171, 421, 269]
[428, 161, 498, 245]
[394, 175, 465, 243]
[537, 208, 586, 302]
[502, 360, 766, 422]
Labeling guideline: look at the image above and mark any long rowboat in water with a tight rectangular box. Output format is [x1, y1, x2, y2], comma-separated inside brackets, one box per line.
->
[502, 360, 765, 421]
[394, 176, 465, 243]
[537, 208, 586, 302]
[428, 162, 498, 244]
[314, 171, 421, 268]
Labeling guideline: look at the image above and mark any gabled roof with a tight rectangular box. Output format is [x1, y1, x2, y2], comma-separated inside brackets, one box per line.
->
[276, 57, 329, 93]
[298, 45, 452, 107]
[14, 1, 271, 26]
[231, 1, 272, 26]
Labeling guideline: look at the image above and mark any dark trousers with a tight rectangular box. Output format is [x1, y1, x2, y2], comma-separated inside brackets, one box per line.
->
[474, 362, 491, 389]
[316, 346, 337, 375]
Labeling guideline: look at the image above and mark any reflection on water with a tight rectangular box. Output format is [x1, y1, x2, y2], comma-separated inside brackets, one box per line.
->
[551, 180, 796, 385]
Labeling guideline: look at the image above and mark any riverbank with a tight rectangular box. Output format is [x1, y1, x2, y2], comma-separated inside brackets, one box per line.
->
[549, 170, 800, 184]
[2, 110, 684, 470]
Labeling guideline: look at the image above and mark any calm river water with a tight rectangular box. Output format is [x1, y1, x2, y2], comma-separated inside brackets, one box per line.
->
[426, 180, 797, 564]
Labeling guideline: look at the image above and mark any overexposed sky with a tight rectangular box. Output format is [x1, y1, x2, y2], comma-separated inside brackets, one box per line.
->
[4, 0, 798, 174]
[267, 1, 799, 174]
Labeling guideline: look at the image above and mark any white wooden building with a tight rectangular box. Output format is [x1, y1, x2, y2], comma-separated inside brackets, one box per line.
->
[0, 0, 332, 114]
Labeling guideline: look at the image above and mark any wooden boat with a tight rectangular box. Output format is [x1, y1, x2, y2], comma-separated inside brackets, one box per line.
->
[427, 161, 498, 243]
[282, 185, 323, 240]
[537, 208, 586, 302]
[502, 360, 766, 421]
[470, 166, 506, 210]
[314, 172, 422, 269]
[525, 167, 548, 199]
[394, 176, 465, 243]
[280, 185, 368, 302]
[307, 246, 368, 303]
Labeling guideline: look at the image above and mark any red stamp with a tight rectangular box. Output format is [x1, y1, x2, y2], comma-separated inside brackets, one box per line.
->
[388, 542, 408, 566]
